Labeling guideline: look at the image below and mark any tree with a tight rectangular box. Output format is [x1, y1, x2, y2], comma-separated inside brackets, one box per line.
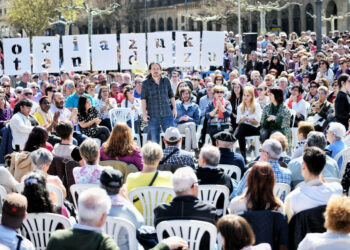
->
[8, 0, 82, 38]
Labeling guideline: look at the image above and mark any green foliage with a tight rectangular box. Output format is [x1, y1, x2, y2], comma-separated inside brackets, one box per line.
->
[8, 0, 82, 37]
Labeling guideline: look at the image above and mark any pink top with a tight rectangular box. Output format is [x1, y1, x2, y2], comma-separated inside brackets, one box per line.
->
[99, 143, 143, 170]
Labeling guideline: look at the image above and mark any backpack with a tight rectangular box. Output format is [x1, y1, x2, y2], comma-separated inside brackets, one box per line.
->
[5, 151, 33, 182]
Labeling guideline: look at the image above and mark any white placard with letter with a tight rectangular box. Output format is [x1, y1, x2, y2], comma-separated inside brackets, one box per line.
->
[120, 33, 147, 70]
[201, 31, 225, 67]
[3, 38, 31, 75]
[62, 35, 90, 72]
[91, 34, 118, 71]
[147, 32, 173, 68]
[32, 36, 60, 73]
[175, 31, 200, 67]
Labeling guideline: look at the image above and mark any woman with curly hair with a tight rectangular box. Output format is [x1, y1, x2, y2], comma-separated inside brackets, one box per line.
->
[77, 95, 110, 143]
[229, 161, 283, 214]
[61, 80, 75, 100]
[99, 123, 143, 170]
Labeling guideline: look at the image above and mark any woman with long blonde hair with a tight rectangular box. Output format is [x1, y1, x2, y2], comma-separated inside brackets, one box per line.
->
[99, 123, 143, 170]
[234, 87, 262, 161]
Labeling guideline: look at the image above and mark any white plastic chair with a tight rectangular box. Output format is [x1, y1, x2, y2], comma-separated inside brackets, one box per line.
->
[334, 147, 350, 178]
[0, 185, 7, 210]
[128, 186, 175, 226]
[102, 217, 137, 250]
[109, 107, 141, 146]
[70, 184, 99, 209]
[198, 185, 230, 215]
[218, 164, 242, 181]
[246, 136, 260, 158]
[17, 183, 64, 208]
[273, 183, 291, 202]
[22, 213, 72, 250]
[156, 220, 217, 250]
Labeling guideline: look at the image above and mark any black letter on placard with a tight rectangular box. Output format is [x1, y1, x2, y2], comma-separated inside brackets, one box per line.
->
[13, 58, 21, 70]
[156, 39, 165, 48]
[129, 39, 137, 49]
[42, 43, 51, 53]
[99, 40, 109, 50]
[208, 52, 217, 62]
[72, 57, 82, 67]
[184, 53, 191, 62]
[129, 51, 138, 65]
[12, 44, 22, 54]
[41, 58, 51, 69]
[183, 34, 193, 48]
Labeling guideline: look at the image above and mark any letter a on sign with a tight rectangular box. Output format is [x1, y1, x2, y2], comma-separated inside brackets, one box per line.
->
[91, 34, 118, 71]
[201, 31, 225, 67]
[3, 38, 31, 76]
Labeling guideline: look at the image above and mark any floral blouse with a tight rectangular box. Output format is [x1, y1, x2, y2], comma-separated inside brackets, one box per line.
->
[73, 164, 112, 184]
[78, 107, 98, 137]
[261, 103, 291, 139]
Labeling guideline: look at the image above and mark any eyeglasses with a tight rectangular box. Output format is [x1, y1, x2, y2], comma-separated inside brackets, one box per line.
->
[215, 91, 225, 94]
[66, 84, 74, 88]
[16, 91, 22, 94]
[332, 84, 338, 87]
[42, 102, 50, 105]
[340, 62, 346, 65]
[52, 90, 57, 93]
[3, 85, 10, 88]
[191, 181, 199, 188]
[257, 88, 264, 91]
[310, 85, 318, 88]
[191, 78, 200, 81]
[24, 93, 33, 96]
[31, 86, 37, 89]
[320, 62, 326, 65]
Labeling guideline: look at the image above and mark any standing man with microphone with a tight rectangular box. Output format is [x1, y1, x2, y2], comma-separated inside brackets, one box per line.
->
[141, 62, 177, 143]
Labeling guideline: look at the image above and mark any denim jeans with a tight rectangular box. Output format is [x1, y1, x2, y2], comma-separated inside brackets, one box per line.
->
[73, 132, 88, 146]
[148, 116, 174, 143]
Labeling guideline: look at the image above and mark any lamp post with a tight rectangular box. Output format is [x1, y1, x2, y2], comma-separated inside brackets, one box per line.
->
[238, 0, 242, 74]
[315, 0, 323, 52]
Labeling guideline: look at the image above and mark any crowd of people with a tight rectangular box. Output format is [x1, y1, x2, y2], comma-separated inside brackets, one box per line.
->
[1, 29, 350, 249]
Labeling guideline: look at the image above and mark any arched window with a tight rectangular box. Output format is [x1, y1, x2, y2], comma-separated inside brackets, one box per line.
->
[207, 21, 213, 31]
[215, 22, 221, 31]
[293, 5, 301, 34]
[158, 18, 164, 31]
[128, 21, 133, 33]
[150, 19, 156, 32]
[305, 4, 314, 31]
[281, 9, 289, 34]
[326, 1, 337, 32]
[135, 20, 140, 33]
[189, 18, 194, 31]
[167, 17, 173, 31]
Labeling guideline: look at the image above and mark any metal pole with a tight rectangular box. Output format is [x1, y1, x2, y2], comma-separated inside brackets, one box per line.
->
[238, 0, 242, 74]
[315, 0, 323, 52]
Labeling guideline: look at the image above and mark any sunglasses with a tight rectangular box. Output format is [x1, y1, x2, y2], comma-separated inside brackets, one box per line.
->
[31, 86, 37, 89]
[42, 102, 50, 105]
[24, 93, 33, 96]
[191, 78, 200, 81]
[310, 85, 318, 88]
[3, 85, 10, 88]
[215, 91, 225, 94]
[67, 84, 74, 88]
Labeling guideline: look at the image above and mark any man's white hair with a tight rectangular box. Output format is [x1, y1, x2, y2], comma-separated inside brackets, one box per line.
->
[78, 187, 111, 227]
[328, 122, 346, 140]
[173, 167, 198, 194]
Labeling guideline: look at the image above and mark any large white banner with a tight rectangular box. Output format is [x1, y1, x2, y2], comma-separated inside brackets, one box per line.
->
[62, 35, 90, 72]
[3, 38, 31, 76]
[201, 31, 225, 67]
[147, 32, 173, 68]
[91, 34, 118, 71]
[120, 33, 147, 70]
[175, 31, 200, 67]
[32, 36, 60, 73]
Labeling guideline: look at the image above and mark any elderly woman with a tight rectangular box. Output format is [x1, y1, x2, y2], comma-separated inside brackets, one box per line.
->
[298, 195, 350, 249]
[326, 122, 346, 168]
[73, 139, 112, 184]
[308, 86, 333, 132]
[30, 148, 67, 201]
[0, 93, 12, 130]
[236, 139, 292, 196]
[205, 85, 232, 144]
[126, 142, 173, 213]
[287, 85, 307, 127]
[96, 86, 117, 131]
[260, 87, 291, 143]
[62, 80, 75, 100]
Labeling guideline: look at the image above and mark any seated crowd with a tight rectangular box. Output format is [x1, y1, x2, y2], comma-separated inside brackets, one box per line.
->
[1, 29, 350, 250]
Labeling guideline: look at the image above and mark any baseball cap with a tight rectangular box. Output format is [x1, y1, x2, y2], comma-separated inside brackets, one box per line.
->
[1, 193, 27, 229]
[164, 127, 181, 142]
[100, 169, 123, 195]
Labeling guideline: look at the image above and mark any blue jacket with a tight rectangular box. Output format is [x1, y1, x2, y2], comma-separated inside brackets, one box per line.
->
[175, 101, 200, 125]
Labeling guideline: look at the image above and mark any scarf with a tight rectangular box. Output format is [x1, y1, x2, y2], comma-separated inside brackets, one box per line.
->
[213, 98, 226, 119]
[38, 107, 53, 125]
[287, 94, 303, 109]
